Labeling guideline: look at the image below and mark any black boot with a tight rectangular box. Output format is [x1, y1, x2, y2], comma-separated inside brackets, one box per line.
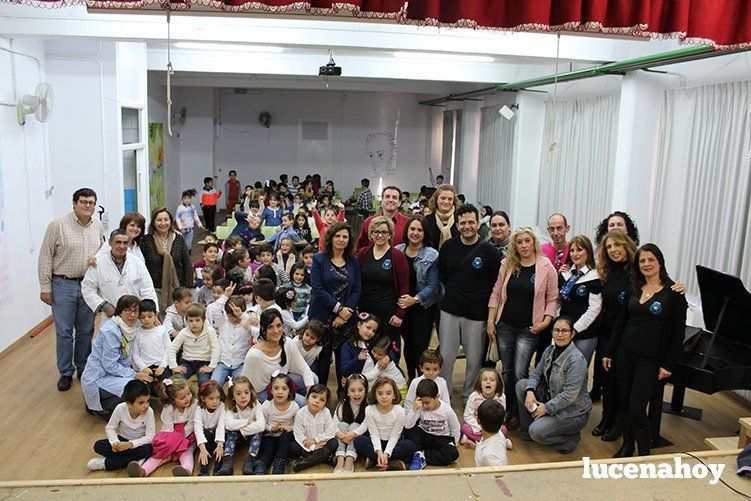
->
[602, 420, 622, 442]
[613, 420, 634, 458]
[635, 427, 651, 456]
[252, 460, 268, 475]
[198, 463, 210, 476]
[592, 416, 611, 437]
[292, 448, 331, 473]
[271, 457, 288, 475]
[242, 455, 258, 475]
[217, 457, 234, 476]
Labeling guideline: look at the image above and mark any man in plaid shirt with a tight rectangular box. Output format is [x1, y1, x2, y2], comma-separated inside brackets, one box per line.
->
[355, 178, 373, 218]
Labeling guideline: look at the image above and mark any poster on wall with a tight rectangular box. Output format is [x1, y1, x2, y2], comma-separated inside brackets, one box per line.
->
[0, 137, 10, 308]
[148, 122, 165, 209]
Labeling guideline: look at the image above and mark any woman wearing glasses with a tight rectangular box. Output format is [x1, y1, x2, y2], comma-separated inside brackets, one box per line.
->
[515, 316, 592, 454]
[357, 216, 409, 363]
[487, 227, 558, 430]
[81, 295, 155, 418]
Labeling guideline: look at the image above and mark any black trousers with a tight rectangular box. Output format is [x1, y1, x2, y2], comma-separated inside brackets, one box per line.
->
[599, 336, 619, 425]
[401, 304, 437, 380]
[94, 435, 153, 471]
[290, 438, 338, 458]
[404, 427, 458, 466]
[258, 431, 293, 465]
[317, 324, 348, 393]
[616, 347, 659, 430]
[199, 428, 223, 475]
[203, 205, 217, 232]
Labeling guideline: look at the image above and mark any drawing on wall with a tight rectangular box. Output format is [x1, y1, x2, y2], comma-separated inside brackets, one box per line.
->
[365, 131, 398, 176]
[148, 122, 165, 208]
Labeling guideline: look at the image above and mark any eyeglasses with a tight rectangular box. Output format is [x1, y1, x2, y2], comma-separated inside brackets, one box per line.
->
[371, 230, 392, 236]
[552, 328, 573, 334]
[121, 307, 139, 315]
[78, 200, 96, 207]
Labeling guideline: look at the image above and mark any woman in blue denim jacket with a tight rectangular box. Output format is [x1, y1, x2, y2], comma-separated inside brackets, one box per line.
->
[515, 315, 592, 454]
[396, 214, 443, 379]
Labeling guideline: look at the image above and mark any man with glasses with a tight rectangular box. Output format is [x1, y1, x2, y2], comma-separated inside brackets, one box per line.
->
[356, 185, 410, 250]
[82, 229, 158, 317]
[38, 188, 104, 391]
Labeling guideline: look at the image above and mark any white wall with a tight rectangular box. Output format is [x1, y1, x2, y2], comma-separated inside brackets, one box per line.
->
[0, 37, 55, 352]
[168, 87, 435, 205]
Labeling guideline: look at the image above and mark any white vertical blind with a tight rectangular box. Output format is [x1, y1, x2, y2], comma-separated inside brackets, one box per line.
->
[477, 105, 515, 212]
[536, 95, 620, 237]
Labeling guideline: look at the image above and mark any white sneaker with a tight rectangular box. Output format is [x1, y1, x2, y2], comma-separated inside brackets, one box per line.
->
[87, 457, 106, 471]
[333, 467, 345, 474]
[506, 438, 513, 450]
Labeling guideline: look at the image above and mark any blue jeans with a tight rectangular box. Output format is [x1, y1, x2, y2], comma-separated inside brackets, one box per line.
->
[210, 362, 244, 385]
[573, 337, 597, 369]
[257, 370, 317, 408]
[51, 276, 95, 376]
[180, 359, 212, 386]
[182, 228, 194, 249]
[496, 322, 538, 417]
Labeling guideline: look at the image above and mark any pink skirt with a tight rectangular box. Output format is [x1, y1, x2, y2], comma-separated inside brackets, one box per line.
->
[151, 423, 196, 461]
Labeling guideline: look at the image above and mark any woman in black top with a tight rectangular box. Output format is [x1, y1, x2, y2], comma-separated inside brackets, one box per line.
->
[557, 235, 602, 367]
[603, 244, 687, 457]
[590, 231, 637, 441]
[487, 211, 511, 259]
[594, 211, 640, 247]
[140, 206, 193, 312]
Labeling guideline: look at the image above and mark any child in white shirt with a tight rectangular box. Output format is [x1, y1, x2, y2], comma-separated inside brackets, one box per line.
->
[353, 377, 415, 470]
[362, 336, 407, 396]
[289, 320, 325, 373]
[258, 373, 300, 475]
[290, 384, 338, 473]
[87, 380, 155, 472]
[165, 287, 192, 338]
[206, 285, 253, 385]
[462, 368, 512, 450]
[404, 378, 460, 469]
[218, 375, 265, 476]
[131, 299, 171, 394]
[333, 373, 368, 473]
[474, 399, 509, 467]
[403, 349, 451, 411]
[194, 381, 226, 476]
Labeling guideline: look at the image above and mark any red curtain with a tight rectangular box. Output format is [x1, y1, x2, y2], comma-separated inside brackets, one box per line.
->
[75, 0, 751, 49]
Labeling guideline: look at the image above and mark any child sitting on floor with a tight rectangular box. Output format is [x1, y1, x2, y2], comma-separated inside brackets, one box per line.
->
[403, 349, 451, 411]
[168, 304, 220, 386]
[127, 376, 197, 477]
[131, 299, 171, 394]
[87, 380, 155, 472]
[461, 368, 511, 450]
[291, 384, 338, 473]
[332, 373, 368, 474]
[194, 381, 226, 476]
[474, 400, 509, 467]
[257, 373, 299, 475]
[218, 375, 265, 476]
[404, 379, 460, 470]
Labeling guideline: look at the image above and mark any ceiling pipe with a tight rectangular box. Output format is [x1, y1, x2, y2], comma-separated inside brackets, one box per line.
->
[420, 45, 749, 105]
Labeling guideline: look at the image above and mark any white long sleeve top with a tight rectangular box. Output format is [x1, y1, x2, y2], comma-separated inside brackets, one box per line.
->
[168, 324, 221, 369]
[131, 325, 170, 370]
[362, 356, 406, 389]
[164, 305, 185, 338]
[105, 402, 155, 447]
[405, 401, 461, 443]
[240, 343, 315, 395]
[403, 376, 451, 411]
[474, 432, 509, 467]
[224, 403, 265, 437]
[81, 249, 158, 313]
[280, 309, 308, 338]
[364, 405, 406, 457]
[293, 406, 337, 452]
[160, 402, 197, 437]
[194, 405, 226, 446]
[288, 336, 322, 367]
[333, 401, 368, 436]
[207, 296, 252, 369]
[262, 399, 299, 436]
[463, 391, 507, 435]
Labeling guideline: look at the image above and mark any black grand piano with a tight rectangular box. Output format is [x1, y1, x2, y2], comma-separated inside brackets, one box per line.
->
[651, 265, 751, 447]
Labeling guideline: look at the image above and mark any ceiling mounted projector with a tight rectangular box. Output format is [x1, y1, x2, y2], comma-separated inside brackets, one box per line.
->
[319, 49, 342, 77]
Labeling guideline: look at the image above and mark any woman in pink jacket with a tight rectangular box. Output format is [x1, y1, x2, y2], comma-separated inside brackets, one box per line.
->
[487, 227, 558, 430]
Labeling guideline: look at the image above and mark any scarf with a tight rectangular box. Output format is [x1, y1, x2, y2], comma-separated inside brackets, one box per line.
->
[559, 268, 585, 301]
[155, 232, 180, 312]
[435, 209, 455, 248]
[113, 315, 137, 358]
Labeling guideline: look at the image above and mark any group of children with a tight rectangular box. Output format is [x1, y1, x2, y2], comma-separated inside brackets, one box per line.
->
[88, 335, 510, 476]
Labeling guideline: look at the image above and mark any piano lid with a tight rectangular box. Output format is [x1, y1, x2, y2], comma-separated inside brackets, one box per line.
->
[696, 265, 751, 344]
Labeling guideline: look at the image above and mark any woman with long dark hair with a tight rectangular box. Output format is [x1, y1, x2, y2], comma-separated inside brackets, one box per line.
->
[241, 309, 315, 407]
[603, 244, 687, 457]
[308, 222, 362, 392]
[595, 211, 640, 247]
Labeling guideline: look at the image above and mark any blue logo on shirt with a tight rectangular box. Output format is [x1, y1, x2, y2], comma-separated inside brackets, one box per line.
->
[530, 274, 536, 284]
[576, 285, 587, 297]
[382, 259, 392, 270]
[650, 301, 663, 315]
[618, 291, 626, 304]
[472, 257, 483, 269]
